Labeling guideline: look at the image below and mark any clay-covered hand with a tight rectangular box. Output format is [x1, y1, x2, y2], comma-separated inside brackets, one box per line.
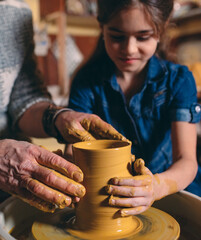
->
[106, 158, 158, 216]
[0, 139, 86, 212]
[55, 111, 128, 143]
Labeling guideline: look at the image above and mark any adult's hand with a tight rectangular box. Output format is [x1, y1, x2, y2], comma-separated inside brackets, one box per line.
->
[55, 111, 128, 143]
[0, 139, 85, 212]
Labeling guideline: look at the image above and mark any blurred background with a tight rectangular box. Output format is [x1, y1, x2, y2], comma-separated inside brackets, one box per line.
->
[25, 0, 201, 105]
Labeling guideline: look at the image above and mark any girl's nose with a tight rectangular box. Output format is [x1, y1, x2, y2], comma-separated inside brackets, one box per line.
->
[123, 37, 138, 55]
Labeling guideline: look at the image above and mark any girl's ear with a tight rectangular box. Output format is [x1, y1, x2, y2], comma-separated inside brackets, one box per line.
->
[99, 23, 105, 40]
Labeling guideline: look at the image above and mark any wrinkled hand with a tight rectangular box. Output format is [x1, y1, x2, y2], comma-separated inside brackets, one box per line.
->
[0, 139, 86, 212]
[106, 158, 158, 216]
[55, 111, 128, 143]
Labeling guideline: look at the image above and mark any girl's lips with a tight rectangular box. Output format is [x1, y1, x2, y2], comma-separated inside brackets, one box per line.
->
[119, 57, 139, 64]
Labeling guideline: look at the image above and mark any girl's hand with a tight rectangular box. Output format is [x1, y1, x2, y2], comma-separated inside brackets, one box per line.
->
[106, 158, 158, 216]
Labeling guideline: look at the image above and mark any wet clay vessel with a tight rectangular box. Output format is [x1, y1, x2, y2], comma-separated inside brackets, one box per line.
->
[68, 140, 142, 239]
[31, 140, 180, 240]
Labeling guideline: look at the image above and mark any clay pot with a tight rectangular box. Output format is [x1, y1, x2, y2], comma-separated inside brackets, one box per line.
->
[70, 140, 142, 239]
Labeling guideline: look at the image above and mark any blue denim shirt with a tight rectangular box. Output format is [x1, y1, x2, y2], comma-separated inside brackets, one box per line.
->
[69, 55, 201, 196]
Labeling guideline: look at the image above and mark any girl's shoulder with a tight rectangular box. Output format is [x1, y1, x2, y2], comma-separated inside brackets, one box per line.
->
[163, 59, 195, 87]
[156, 56, 192, 76]
[150, 56, 194, 83]
[147, 56, 196, 94]
[156, 57, 197, 96]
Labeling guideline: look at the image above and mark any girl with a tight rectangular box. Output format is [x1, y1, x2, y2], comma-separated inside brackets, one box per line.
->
[67, 0, 201, 216]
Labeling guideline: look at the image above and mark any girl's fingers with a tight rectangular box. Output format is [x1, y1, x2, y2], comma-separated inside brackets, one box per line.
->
[106, 159, 155, 217]
[109, 195, 148, 208]
[134, 158, 152, 176]
[110, 175, 152, 187]
[106, 185, 152, 197]
[120, 206, 149, 217]
[31, 165, 86, 198]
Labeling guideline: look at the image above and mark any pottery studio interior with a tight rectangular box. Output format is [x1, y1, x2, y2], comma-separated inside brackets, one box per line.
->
[0, 0, 201, 240]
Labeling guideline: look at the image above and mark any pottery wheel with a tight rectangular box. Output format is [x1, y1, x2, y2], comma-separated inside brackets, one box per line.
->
[31, 207, 180, 240]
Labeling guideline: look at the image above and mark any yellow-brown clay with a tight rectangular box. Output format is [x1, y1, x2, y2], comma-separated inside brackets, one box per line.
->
[19, 174, 85, 213]
[61, 118, 131, 143]
[37, 158, 83, 182]
[68, 140, 143, 239]
[134, 158, 146, 174]
[154, 173, 160, 184]
[154, 174, 179, 201]
[31, 140, 180, 240]
[25, 178, 73, 208]
[81, 119, 130, 142]
[32, 206, 180, 240]
[165, 179, 179, 195]
[15, 194, 56, 213]
[131, 154, 135, 162]
[50, 171, 86, 197]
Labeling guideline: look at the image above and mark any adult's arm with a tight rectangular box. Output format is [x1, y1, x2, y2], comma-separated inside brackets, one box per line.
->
[18, 102, 127, 142]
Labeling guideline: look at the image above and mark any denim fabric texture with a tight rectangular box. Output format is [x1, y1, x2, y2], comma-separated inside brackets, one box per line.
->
[69, 55, 201, 196]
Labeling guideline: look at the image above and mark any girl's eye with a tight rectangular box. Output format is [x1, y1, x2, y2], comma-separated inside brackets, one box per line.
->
[110, 35, 124, 41]
[137, 36, 150, 41]
[109, 34, 152, 42]
[137, 35, 152, 41]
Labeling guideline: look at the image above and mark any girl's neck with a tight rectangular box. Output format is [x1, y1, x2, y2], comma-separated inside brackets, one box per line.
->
[116, 69, 146, 103]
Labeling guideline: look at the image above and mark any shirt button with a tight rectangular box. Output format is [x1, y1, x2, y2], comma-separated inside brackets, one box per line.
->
[195, 105, 201, 113]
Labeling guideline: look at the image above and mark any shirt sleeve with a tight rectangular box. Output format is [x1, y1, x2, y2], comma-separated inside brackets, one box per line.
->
[8, 41, 52, 129]
[169, 65, 201, 123]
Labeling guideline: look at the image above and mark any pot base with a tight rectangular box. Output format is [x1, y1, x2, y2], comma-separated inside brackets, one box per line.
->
[31, 207, 180, 240]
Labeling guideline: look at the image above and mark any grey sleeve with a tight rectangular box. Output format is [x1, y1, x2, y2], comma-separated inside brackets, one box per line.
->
[8, 41, 53, 128]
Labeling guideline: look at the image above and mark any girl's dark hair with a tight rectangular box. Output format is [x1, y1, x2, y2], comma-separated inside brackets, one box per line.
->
[74, 0, 174, 77]
[97, 0, 174, 36]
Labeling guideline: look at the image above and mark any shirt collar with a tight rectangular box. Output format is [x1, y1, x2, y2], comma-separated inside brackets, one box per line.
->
[146, 55, 168, 83]
[110, 74, 121, 91]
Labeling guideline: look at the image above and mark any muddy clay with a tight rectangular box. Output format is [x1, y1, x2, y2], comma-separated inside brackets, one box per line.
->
[5, 191, 200, 240]
[68, 140, 141, 239]
[1, 138, 200, 239]
[26, 140, 179, 240]
[10, 206, 180, 240]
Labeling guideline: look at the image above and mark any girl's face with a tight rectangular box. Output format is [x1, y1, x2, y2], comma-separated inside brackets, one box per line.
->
[102, 7, 159, 75]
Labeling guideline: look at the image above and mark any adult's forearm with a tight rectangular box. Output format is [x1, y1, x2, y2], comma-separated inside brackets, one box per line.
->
[18, 101, 50, 137]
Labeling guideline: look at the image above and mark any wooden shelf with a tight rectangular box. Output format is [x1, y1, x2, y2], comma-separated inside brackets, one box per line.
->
[172, 7, 201, 22]
[45, 12, 100, 36]
[168, 8, 201, 39]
